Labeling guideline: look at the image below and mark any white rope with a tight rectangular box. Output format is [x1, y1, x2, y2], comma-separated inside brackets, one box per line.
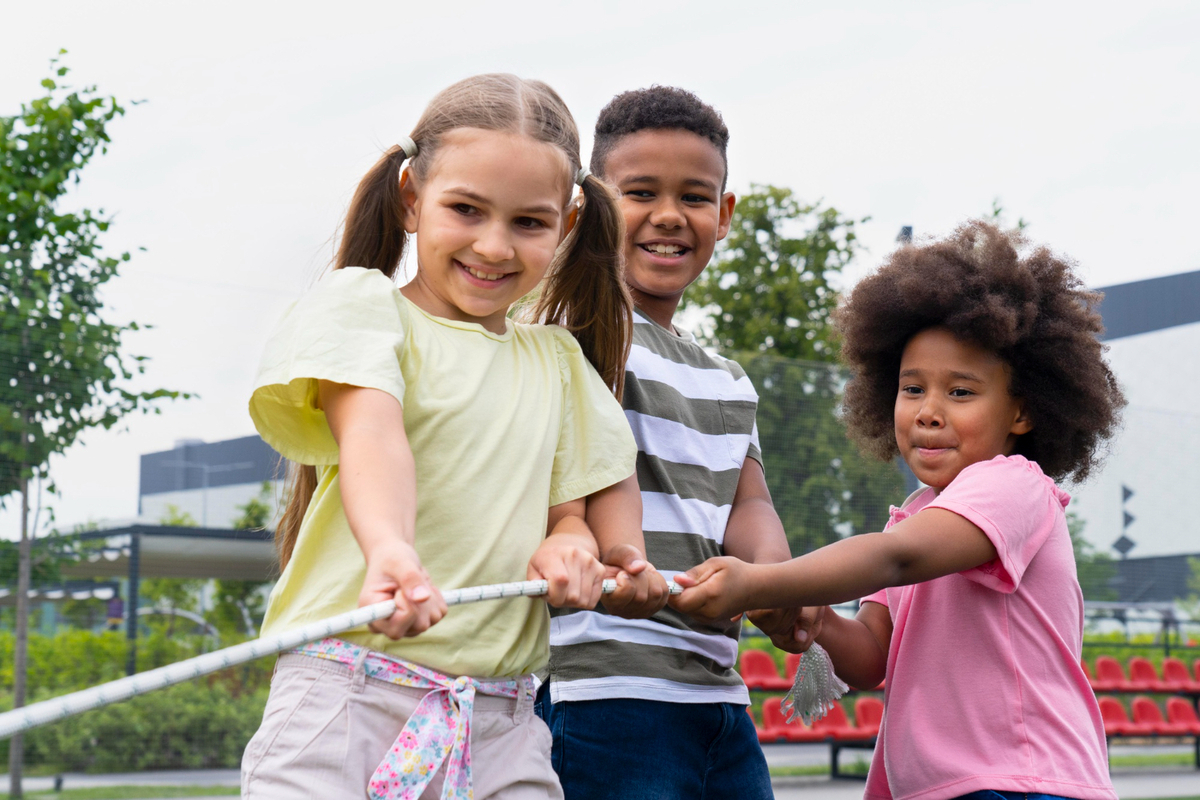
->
[0, 578, 680, 739]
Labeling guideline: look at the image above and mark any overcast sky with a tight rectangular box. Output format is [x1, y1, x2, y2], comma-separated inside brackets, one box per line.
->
[3, 0, 1198, 542]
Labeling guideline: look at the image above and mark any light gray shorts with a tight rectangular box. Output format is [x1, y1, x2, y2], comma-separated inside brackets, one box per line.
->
[241, 652, 563, 800]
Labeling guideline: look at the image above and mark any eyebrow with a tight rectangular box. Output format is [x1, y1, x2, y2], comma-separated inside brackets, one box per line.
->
[898, 368, 985, 382]
[444, 187, 559, 216]
[620, 175, 719, 191]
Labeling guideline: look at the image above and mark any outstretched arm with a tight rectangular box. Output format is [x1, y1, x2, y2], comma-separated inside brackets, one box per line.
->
[319, 380, 447, 639]
[671, 507, 997, 621]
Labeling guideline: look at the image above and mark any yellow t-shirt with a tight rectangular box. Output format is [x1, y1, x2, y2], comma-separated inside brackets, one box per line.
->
[250, 267, 636, 678]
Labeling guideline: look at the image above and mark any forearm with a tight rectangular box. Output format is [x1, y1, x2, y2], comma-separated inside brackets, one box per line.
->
[547, 504, 601, 559]
[744, 533, 904, 609]
[585, 474, 644, 563]
[338, 424, 418, 559]
[815, 609, 887, 690]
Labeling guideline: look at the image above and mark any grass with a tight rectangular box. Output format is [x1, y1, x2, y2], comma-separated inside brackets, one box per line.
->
[0, 787, 239, 799]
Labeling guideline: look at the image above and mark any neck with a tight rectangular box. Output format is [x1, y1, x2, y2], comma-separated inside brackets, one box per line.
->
[631, 289, 681, 333]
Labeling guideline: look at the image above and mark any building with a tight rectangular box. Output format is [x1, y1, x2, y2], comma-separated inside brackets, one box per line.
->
[1071, 270, 1200, 560]
[138, 436, 282, 529]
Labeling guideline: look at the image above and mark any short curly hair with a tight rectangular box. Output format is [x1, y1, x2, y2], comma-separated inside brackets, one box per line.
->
[835, 220, 1125, 483]
[591, 86, 729, 189]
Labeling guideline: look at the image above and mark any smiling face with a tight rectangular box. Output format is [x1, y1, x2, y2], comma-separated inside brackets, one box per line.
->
[399, 127, 573, 333]
[601, 128, 734, 328]
[894, 327, 1033, 490]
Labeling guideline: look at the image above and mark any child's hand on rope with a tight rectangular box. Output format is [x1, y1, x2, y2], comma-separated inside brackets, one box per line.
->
[600, 544, 670, 619]
[360, 541, 447, 639]
[747, 606, 826, 654]
[528, 532, 606, 609]
[669, 556, 757, 622]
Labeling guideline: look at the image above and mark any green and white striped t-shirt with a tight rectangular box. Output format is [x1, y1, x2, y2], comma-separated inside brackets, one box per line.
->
[546, 310, 760, 704]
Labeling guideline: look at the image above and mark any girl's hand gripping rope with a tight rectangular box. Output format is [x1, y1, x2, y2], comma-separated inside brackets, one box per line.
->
[669, 556, 757, 623]
[600, 543, 671, 619]
[528, 498, 606, 608]
[360, 542, 447, 639]
[747, 605, 826, 654]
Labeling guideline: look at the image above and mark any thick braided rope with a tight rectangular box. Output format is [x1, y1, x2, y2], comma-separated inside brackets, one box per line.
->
[0, 578, 681, 739]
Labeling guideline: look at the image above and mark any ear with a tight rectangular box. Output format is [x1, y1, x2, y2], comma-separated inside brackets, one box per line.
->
[1010, 402, 1034, 436]
[716, 191, 736, 240]
[400, 169, 419, 234]
[563, 199, 580, 241]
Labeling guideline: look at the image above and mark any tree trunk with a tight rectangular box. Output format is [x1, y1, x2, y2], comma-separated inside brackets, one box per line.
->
[8, 476, 31, 798]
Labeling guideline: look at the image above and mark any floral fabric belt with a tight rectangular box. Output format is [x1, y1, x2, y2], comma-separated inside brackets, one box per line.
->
[292, 637, 534, 800]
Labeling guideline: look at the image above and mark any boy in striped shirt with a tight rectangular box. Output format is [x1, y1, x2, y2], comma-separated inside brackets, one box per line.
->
[538, 87, 796, 799]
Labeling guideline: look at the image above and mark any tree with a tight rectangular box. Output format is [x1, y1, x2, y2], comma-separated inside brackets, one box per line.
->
[682, 186, 901, 554]
[1067, 512, 1116, 601]
[1, 54, 182, 796]
[210, 483, 274, 637]
[684, 185, 863, 362]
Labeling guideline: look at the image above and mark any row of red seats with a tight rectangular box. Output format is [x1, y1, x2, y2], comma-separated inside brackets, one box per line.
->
[1098, 696, 1200, 737]
[739, 650, 884, 692]
[753, 696, 883, 743]
[1084, 656, 1200, 694]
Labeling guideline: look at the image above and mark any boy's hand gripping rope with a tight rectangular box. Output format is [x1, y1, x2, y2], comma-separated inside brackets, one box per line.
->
[0, 577, 848, 738]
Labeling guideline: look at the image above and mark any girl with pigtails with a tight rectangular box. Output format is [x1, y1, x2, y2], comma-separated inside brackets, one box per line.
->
[241, 74, 667, 800]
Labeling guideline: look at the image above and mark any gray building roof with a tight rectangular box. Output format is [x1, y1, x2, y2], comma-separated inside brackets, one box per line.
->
[139, 435, 278, 497]
[1098, 270, 1200, 341]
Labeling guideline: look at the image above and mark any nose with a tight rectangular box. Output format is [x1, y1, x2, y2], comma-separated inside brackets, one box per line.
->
[472, 221, 515, 263]
[648, 198, 685, 230]
[915, 396, 943, 428]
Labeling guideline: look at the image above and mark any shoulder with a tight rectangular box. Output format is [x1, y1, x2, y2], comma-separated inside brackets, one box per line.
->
[630, 317, 756, 396]
[943, 455, 1071, 510]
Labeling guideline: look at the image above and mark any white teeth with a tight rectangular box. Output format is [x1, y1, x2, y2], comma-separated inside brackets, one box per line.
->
[644, 243, 684, 255]
[465, 266, 503, 281]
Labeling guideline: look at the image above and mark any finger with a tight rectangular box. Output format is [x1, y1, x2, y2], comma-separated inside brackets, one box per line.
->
[604, 543, 649, 576]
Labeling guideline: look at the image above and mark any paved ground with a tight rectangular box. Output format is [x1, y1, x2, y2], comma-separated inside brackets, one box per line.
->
[2, 747, 1198, 798]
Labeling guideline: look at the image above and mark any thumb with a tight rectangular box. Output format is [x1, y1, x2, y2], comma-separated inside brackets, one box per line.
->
[604, 544, 648, 575]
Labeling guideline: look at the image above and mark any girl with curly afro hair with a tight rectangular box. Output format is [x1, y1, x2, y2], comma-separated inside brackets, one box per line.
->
[672, 221, 1124, 800]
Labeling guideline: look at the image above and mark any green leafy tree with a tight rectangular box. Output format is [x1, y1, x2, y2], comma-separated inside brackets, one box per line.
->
[210, 484, 275, 637]
[1067, 512, 1116, 601]
[683, 185, 902, 553]
[1, 54, 184, 794]
[684, 185, 863, 362]
[140, 506, 203, 637]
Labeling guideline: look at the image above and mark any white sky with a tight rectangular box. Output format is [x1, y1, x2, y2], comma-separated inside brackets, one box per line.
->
[2, 0, 1199, 545]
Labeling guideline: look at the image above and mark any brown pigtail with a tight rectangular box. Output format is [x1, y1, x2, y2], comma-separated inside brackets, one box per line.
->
[533, 174, 633, 398]
[335, 145, 411, 276]
[275, 461, 318, 570]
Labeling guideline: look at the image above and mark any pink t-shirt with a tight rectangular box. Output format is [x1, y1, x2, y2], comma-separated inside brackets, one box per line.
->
[861, 455, 1115, 800]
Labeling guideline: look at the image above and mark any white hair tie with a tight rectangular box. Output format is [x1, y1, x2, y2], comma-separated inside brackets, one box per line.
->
[398, 136, 418, 160]
[575, 167, 590, 187]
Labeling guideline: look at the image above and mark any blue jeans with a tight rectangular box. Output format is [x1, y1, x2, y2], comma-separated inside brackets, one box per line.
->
[955, 793, 1079, 800]
[536, 685, 773, 800]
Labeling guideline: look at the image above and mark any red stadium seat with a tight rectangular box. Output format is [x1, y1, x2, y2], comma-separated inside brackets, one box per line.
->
[785, 652, 801, 683]
[1193, 658, 1200, 683]
[739, 650, 790, 691]
[854, 696, 884, 738]
[1099, 697, 1153, 737]
[813, 701, 867, 740]
[1161, 658, 1200, 692]
[1132, 697, 1191, 736]
[761, 696, 824, 742]
[1094, 656, 1131, 692]
[1128, 658, 1162, 692]
[1166, 698, 1200, 735]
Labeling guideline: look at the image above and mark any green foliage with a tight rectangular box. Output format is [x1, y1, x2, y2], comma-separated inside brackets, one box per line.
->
[0, 682, 268, 774]
[1068, 512, 1117, 601]
[683, 185, 865, 362]
[0, 53, 183, 498]
[742, 354, 904, 554]
[230, 481, 272, 530]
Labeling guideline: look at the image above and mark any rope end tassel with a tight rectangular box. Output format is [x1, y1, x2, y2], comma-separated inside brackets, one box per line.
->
[780, 642, 850, 726]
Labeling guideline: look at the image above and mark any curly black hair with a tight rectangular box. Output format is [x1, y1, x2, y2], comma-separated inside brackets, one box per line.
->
[835, 220, 1125, 483]
[591, 86, 729, 189]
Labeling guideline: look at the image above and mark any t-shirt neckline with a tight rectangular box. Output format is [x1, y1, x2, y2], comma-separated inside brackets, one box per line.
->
[398, 290, 514, 342]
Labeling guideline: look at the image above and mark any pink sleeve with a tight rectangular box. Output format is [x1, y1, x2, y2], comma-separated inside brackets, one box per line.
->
[923, 455, 1065, 593]
[862, 589, 888, 608]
